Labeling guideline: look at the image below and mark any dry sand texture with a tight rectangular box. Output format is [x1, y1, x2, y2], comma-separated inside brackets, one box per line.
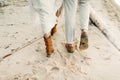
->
[0, 0, 120, 80]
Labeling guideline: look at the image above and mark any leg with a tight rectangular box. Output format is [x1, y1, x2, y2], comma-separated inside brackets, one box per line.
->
[51, 0, 63, 36]
[38, 0, 56, 34]
[30, 0, 56, 57]
[79, 0, 90, 50]
[64, 0, 78, 53]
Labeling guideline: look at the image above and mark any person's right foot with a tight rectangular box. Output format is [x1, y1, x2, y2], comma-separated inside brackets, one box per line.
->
[44, 36, 54, 57]
[79, 31, 89, 50]
[65, 43, 75, 53]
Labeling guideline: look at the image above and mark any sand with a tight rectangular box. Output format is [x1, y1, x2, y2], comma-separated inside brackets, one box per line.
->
[0, 0, 120, 80]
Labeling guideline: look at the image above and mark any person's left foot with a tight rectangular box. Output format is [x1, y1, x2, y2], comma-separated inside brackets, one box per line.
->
[79, 31, 89, 50]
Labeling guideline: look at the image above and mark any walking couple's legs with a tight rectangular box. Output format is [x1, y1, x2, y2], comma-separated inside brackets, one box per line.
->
[65, 0, 90, 52]
[30, 0, 90, 56]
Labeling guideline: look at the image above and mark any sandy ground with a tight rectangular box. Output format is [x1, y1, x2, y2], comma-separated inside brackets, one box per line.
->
[0, 0, 120, 80]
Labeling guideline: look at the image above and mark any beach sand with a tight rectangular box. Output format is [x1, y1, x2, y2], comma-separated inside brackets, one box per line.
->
[0, 0, 120, 80]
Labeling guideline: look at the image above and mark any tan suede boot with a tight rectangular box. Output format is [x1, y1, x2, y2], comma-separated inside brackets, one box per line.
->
[65, 44, 75, 53]
[51, 24, 57, 36]
[51, 5, 63, 36]
[44, 36, 54, 57]
[51, 4, 63, 36]
[56, 4, 63, 17]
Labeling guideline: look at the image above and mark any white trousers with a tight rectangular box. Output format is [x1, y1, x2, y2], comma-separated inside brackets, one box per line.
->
[29, 0, 90, 43]
[65, 0, 90, 43]
[29, 0, 63, 34]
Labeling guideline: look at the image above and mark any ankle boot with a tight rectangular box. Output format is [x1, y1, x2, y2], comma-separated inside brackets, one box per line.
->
[44, 36, 54, 57]
[51, 24, 57, 36]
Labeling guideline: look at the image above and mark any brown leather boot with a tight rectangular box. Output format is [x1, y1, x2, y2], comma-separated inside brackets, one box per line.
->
[50, 10, 59, 36]
[56, 4, 63, 17]
[51, 5, 63, 36]
[51, 24, 57, 36]
[65, 44, 75, 53]
[44, 36, 54, 57]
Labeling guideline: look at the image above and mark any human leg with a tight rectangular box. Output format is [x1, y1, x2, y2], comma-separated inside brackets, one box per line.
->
[79, 0, 90, 50]
[64, 0, 78, 53]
